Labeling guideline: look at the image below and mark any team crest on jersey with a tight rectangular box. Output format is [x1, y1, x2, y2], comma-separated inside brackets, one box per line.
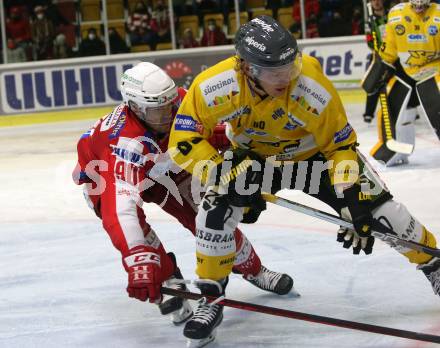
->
[395, 24, 406, 35]
[290, 76, 330, 116]
[199, 69, 240, 107]
[429, 25, 438, 36]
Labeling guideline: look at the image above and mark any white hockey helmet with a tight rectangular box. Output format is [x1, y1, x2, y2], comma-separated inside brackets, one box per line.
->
[120, 62, 178, 132]
[409, 0, 430, 13]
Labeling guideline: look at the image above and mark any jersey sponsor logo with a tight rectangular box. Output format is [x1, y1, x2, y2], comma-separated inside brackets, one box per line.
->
[395, 24, 406, 35]
[407, 34, 428, 42]
[287, 112, 306, 127]
[290, 76, 331, 116]
[275, 134, 317, 160]
[244, 128, 268, 136]
[271, 107, 285, 120]
[283, 140, 301, 153]
[109, 111, 127, 139]
[196, 229, 235, 243]
[199, 70, 239, 107]
[218, 105, 251, 122]
[244, 36, 266, 52]
[429, 25, 438, 36]
[283, 122, 298, 131]
[174, 114, 197, 131]
[388, 16, 402, 24]
[251, 17, 274, 32]
[434, 17, 440, 23]
[111, 137, 146, 165]
[101, 103, 124, 131]
[404, 16, 411, 23]
[334, 123, 353, 143]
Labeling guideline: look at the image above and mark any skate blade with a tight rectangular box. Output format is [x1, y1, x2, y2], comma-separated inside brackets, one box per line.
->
[171, 301, 193, 325]
[186, 329, 217, 348]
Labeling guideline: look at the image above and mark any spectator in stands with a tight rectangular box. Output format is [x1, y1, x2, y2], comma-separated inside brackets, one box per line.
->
[292, 0, 319, 23]
[53, 33, 73, 59]
[43, 0, 70, 27]
[179, 27, 199, 48]
[152, 0, 171, 43]
[78, 28, 106, 57]
[6, 38, 27, 63]
[108, 27, 130, 54]
[127, 1, 159, 50]
[306, 13, 320, 38]
[320, 10, 350, 37]
[6, 6, 32, 60]
[31, 5, 55, 60]
[200, 18, 227, 46]
[351, 6, 364, 35]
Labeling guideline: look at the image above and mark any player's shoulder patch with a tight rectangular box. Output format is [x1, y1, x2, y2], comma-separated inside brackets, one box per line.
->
[101, 103, 125, 132]
[290, 75, 331, 116]
[199, 68, 240, 107]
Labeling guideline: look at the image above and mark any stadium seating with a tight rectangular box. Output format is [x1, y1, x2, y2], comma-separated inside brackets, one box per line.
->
[178, 15, 200, 39]
[277, 7, 294, 30]
[245, 0, 266, 10]
[106, 0, 125, 20]
[228, 12, 249, 35]
[250, 8, 272, 19]
[80, 0, 101, 21]
[203, 13, 224, 30]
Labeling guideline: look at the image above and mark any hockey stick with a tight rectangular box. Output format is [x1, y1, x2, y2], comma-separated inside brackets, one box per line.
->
[161, 287, 440, 344]
[262, 193, 440, 258]
[365, 1, 414, 155]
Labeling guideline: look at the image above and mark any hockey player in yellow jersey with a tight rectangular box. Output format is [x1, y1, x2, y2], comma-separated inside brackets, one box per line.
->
[169, 16, 440, 346]
[363, 0, 440, 165]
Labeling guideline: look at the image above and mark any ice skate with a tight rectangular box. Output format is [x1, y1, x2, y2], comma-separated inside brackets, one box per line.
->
[245, 265, 297, 296]
[159, 253, 193, 325]
[184, 279, 226, 347]
[417, 257, 440, 296]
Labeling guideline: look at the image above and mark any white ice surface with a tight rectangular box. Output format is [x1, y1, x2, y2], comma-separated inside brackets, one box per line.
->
[1, 103, 440, 348]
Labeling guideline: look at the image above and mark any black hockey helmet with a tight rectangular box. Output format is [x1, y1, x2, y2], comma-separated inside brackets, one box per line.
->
[235, 16, 302, 83]
[235, 15, 299, 67]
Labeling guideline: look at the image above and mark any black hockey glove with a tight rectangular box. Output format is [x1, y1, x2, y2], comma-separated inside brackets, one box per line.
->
[213, 148, 266, 213]
[337, 184, 375, 255]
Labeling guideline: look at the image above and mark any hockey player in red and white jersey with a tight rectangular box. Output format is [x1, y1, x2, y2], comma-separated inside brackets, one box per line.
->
[72, 62, 294, 330]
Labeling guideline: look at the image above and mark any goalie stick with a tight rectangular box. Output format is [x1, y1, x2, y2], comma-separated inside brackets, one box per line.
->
[161, 287, 440, 344]
[262, 193, 440, 258]
[364, 0, 414, 155]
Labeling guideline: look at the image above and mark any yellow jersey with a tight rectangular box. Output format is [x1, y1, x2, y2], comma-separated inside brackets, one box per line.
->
[169, 54, 358, 186]
[380, 2, 440, 80]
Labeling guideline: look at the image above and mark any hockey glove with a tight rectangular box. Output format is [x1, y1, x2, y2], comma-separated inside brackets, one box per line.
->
[123, 246, 164, 303]
[214, 148, 266, 211]
[338, 184, 375, 255]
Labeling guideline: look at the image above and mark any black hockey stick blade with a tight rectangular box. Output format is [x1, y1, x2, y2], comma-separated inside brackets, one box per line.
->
[262, 194, 440, 258]
[161, 287, 440, 344]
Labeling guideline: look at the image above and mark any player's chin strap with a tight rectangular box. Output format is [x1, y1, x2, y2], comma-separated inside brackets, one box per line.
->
[262, 193, 440, 258]
[161, 286, 440, 344]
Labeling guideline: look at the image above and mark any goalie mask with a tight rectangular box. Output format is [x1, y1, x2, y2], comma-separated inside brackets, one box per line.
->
[120, 62, 178, 133]
[409, 0, 430, 13]
[235, 16, 302, 91]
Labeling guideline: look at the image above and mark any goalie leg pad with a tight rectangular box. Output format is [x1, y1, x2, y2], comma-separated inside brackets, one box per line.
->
[371, 77, 414, 165]
[372, 200, 437, 264]
[416, 74, 440, 140]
